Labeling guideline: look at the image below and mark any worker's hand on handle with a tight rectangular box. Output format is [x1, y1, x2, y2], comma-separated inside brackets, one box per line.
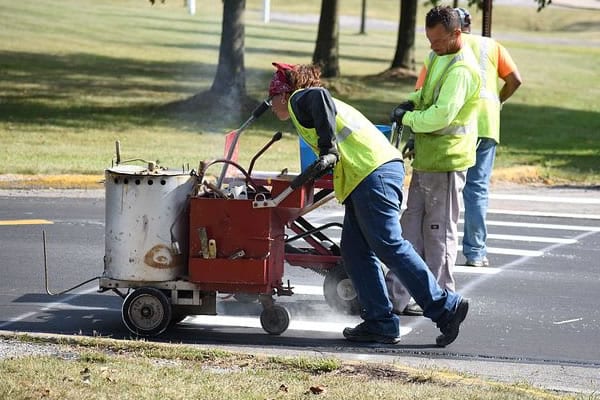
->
[291, 153, 338, 190]
[390, 101, 414, 125]
[316, 153, 338, 168]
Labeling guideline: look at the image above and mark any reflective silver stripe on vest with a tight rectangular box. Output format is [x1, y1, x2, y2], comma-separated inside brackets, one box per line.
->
[335, 126, 352, 143]
[478, 38, 500, 102]
[432, 119, 475, 135]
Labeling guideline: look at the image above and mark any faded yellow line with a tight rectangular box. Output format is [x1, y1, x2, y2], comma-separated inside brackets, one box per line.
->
[0, 219, 54, 226]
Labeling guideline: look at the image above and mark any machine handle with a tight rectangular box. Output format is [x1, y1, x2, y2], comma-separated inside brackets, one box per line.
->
[252, 98, 272, 119]
[290, 154, 337, 190]
[247, 131, 283, 179]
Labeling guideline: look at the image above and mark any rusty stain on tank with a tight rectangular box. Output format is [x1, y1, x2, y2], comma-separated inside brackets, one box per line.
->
[144, 244, 174, 269]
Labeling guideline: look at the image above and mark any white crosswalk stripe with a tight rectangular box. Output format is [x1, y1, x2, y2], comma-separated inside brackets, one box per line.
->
[459, 232, 577, 244]
[484, 246, 543, 257]
[478, 219, 600, 232]
[490, 193, 600, 204]
[487, 208, 600, 220]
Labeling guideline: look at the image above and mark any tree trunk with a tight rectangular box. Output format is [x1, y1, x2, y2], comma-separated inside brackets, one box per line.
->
[359, 0, 367, 35]
[210, 0, 246, 102]
[312, 0, 340, 78]
[391, 0, 417, 71]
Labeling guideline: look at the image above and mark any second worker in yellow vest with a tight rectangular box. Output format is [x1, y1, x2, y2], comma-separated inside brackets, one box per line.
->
[455, 8, 522, 268]
[387, 6, 481, 316]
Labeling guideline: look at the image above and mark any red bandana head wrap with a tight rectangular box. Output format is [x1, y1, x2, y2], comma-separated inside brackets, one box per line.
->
[268, 62, 295, 97]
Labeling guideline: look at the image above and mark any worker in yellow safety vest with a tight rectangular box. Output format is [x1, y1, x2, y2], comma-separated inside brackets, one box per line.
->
[267, 60, 469, 347]
[456, 8, 522, 268]
[386, 6, 481, 317]
[414, 8, 523, 268]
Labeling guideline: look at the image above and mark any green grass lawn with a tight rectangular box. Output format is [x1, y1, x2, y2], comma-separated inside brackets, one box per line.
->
[0, 333, 584, 400]
[1, 0, 599, 185]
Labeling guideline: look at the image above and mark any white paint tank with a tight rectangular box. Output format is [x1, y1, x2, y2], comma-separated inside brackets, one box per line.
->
[104, 165, 195, 281]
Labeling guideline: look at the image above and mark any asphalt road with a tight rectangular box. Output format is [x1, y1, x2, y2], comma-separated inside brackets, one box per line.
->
[1, 184, 599, 394]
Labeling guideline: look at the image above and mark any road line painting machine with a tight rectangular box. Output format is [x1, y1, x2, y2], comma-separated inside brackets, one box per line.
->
[42, 101, 397, 338]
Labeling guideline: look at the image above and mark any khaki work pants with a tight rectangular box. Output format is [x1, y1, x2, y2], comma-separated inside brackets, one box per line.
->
[386, 170, 466, 313]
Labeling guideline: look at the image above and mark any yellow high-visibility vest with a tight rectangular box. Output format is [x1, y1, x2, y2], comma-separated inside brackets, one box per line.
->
[289, 90, 401, 202]
[404, 45, 480, 172]
[463, 34, 502, 143]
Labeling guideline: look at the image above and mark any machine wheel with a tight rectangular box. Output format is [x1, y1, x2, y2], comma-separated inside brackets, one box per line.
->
[260, 305, 290, 335]
[323, 263, 361, 315]
[122, 287, 172, 337]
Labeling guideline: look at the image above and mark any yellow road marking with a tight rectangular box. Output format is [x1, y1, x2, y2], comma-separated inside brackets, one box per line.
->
[0, 219, 53, 226]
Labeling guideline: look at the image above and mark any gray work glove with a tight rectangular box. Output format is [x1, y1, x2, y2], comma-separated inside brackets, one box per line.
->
[317, 153, 338, 170]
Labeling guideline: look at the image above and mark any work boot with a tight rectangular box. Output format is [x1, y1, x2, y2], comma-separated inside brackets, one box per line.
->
[465, 257, 489, 267]
[436, 298, 469, 347]
[401, 301, 424, 316]
[343, 322, 400, 344]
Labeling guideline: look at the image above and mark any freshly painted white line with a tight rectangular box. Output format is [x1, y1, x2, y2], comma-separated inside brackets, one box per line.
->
[490, 194, 600, 204]
[553, 318, 583, 325]
[289, 284, 324, 296]
[458, 232, 578, 244]
[0, 311, 40, 329]
[486, 247, 543, 257]
[0, 286, 99, 329]
[44, 304, 115, 312]
[454, 265, 501, 274]
[186, 315, 413, 336]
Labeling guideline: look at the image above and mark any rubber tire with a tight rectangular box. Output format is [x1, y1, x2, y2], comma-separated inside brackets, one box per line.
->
[122, 287, 172, 337]
[323, 263, 361, 315]
[260, 305, 290, 335]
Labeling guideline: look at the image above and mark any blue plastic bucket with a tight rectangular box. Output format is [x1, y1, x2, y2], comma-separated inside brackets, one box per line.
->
[299, 137, 316, 172]
[375, 124, 392, 140]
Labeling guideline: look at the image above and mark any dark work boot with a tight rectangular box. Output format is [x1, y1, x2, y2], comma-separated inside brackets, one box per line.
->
[436, 298, 469, 347]
[343, 322, 400, 344]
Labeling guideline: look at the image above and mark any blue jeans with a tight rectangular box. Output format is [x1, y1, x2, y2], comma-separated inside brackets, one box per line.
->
[462, 138, 497, 261]
[341, 160, 460, 337]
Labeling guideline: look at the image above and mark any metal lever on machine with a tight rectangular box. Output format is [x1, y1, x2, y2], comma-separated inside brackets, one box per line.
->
[253, 154, 336, 209]
[247, 131, 283, 179]
[216, 98, 272, 189]
[389, 121, 404, 149]
[42, 230, 100, 295]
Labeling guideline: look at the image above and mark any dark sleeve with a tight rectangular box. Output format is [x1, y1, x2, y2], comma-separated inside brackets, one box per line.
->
[289, 88, 338, 157]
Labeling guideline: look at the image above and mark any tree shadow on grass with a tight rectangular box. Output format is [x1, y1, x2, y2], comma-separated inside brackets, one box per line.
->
[2, 50, 598, 179]
[0, 50, 268, 133]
